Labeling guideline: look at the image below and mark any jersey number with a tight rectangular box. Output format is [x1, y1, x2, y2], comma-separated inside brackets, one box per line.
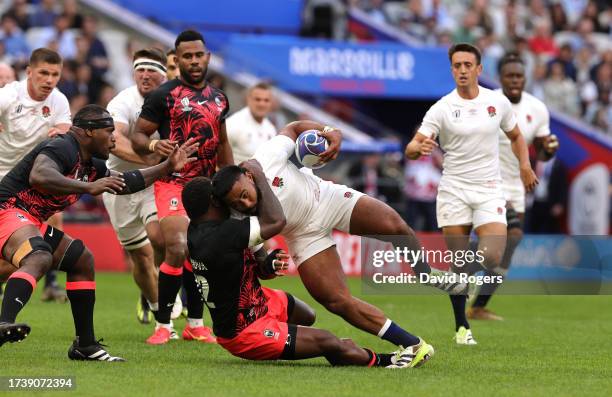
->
[194, 274, 216, 309]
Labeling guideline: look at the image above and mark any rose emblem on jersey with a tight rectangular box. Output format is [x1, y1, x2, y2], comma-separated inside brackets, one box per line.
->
[42, 105, 51, 118]
[272, 177, 284, 187]
[487, 106, 496, 117]
[526, 114, 532, 123]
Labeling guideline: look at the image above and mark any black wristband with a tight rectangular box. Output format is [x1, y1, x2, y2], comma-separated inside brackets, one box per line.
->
[122, 170, 146, 193]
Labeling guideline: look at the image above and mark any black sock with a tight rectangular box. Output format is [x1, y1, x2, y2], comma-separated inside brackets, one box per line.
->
[0, 274, 35, 323]
[66, 282, 96, 346]
[365, 349, 394, 367]
[449, 294, 469, 331]
[44, 270, 58, 288]
[472, 271, 503, 308]
[182, 267, 203, 321]
[156, 263, 183, 324]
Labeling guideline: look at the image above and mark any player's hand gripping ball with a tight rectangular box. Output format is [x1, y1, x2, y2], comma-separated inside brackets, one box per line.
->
[295, 130, 329, 169]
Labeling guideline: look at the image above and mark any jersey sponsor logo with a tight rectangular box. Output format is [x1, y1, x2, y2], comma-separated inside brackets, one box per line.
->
[42, 105, 51, 118]
[487, 106, 496, 117]
[271, 177, 284, 187]
[169, 197, 179, 210]
[197, 100, 208, 106]
[180, 97, 192, 112]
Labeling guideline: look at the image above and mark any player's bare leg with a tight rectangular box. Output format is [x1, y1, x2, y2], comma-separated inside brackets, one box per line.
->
[298, 247, 425, 352]
[469, 213, 520, 320]
[40, 212, 67, 303]
[287, 295, 315, 326]
[129, 243, 158, 324]
[349, 196, 467, 294]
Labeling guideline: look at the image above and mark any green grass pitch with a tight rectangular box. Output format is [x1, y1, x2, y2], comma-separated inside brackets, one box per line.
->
[2, 273, 611, 397]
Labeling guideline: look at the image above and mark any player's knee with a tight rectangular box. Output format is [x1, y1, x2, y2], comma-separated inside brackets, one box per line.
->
[322, 294, 353, 316]
[302, 306, 316, 326]
[164, 241, 186, 264]
[21, 250, 54, 276]
[73, 247, 95, 278]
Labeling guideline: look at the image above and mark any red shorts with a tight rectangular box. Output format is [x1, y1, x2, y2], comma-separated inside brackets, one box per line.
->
[217, 288, 296, 361]
[0, 208, 47, 259]
[154, 181, 186, 219]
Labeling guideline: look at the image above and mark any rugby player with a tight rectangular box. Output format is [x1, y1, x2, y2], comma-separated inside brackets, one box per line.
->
[0, 105, 196, 360]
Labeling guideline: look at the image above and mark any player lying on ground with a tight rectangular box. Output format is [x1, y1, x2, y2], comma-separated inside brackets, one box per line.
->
[0, 105, 197, 361]
[183, 166, 434, 368]
[212, 120, 464, 354]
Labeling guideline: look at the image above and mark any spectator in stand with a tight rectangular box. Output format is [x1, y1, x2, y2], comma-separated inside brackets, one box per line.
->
[585, 88, 611, 128]
[81, 16, 109, 81]
[0, 62, 15, 87]
[29, 0, 59, 28]
[0, 14, 29, 63]
[34, 14, 78, 60]
[3, 0, 31, 32]
[543, 61, 580, 116]
[63, 0, 83, 29]
[527, 158, 568, 234]
[453, 9, 481, 44]
[529, 19, 558, 57]
[57, 59, 79, 100]
[549, 1, 570, 33]
[583, 0, 609, 34]
[365, 0, 388, 25]
[548, 43, 577, 81]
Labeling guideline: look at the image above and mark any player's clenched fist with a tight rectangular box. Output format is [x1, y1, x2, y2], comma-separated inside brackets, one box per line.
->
[418, 138, 438, 156]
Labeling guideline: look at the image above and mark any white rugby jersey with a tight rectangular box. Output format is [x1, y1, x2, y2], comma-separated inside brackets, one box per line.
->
[226, 107, 277, 164]
[106, 85, 159, 172]
[253, 135, 320, 237]
[418, 86, 516, 192]
[496, 89, 550, 190]
[0, 80, 71, 177]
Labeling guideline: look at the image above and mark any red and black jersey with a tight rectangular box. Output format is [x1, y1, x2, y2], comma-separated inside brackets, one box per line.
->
[187, 218, 268, 339]
[139, 79, 229, 185]
[0, 133, 108, 222]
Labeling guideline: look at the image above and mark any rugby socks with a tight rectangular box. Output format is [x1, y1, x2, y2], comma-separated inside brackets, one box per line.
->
[449, 295, 470, 331]
[472, 270, 503, 308]
[0, 272, 36, 323]
[377, 319, 420, 347]
[182, 260, 204, 321]
[156, 262, 183, 324]
[365, 348, 394, 367]
[66, 281, 96, 346]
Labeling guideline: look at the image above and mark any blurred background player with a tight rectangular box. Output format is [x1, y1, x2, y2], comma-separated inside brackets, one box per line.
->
[186, 168, 433, 368]
[0, 48, 71, 303]
[132, 29, 233, 345]
[468, 53, 559, 321]
[405, 43, 538, 345]
[0, 104, 195, 360]
[102, 47, 169, 326]
[165, 49, 179, 80]
[226, 82, 277, 164]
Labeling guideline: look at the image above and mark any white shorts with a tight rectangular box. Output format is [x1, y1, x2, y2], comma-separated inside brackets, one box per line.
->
[501, 183, 526, 213]
[102, 185, 158, 250]
[436, 184, 507, 229]
[286, 180, 363, 266]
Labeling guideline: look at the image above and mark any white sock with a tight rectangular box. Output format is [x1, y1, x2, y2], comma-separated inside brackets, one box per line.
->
[156, 321, 173, 331]
[377, 319, 392, 338]
[148, 301, 158, 311]
[187, 318, 204, 328]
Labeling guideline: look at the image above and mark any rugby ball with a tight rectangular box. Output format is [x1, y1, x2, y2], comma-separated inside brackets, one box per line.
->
[295, 130, 329, 169]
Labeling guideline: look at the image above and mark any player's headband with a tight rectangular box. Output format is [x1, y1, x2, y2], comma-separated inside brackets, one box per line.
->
[133, 58, 167, 76]
[73, 116, 114, 130]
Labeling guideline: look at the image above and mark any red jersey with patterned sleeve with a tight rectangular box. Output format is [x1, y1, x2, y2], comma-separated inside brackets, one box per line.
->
[0, 133, 108, 222]
[139, 79, 229, 185]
